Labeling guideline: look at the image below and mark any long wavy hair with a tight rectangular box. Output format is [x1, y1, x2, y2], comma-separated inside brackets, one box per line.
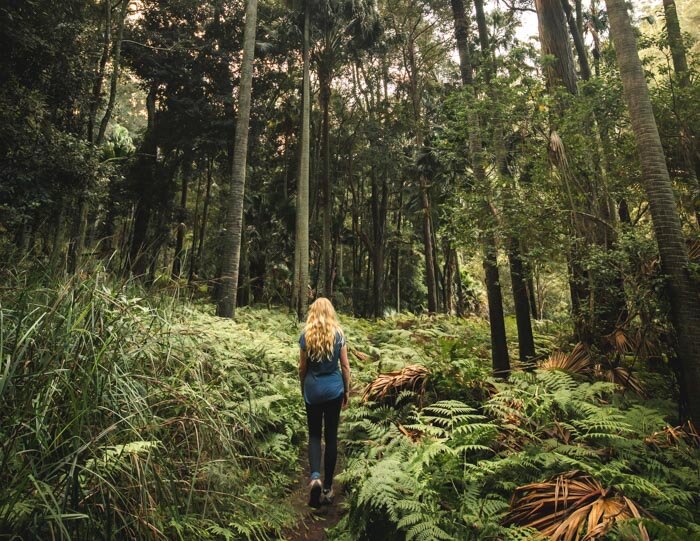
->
[304, 298, 343, 361]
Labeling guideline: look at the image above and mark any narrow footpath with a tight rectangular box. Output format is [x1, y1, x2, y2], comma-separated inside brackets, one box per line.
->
[283, 453, 347, 540]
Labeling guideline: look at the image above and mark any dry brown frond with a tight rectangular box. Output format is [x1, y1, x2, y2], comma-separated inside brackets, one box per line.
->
[540, 343, 592, 375]
[645, 421, 700, 449]
[397, 423, 423, 442]
[351, 348, 370, 362]
[605, 328, 634, 356]
[362, 364, 429, 403]
[504, 471, 649, 541]
[594, 364, 645, 396]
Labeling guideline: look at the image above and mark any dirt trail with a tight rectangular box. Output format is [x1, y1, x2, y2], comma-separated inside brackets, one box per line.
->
[283, 454, 347, 541]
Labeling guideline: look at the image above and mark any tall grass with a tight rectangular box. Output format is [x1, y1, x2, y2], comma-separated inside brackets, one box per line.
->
[0, 264, 303, 540]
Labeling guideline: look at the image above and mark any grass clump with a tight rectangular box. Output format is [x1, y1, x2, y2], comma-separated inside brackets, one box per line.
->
[0, 269, 304, 540]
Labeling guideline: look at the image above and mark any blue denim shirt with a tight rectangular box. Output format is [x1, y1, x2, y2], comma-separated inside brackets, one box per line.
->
[300, 330, 345, 405]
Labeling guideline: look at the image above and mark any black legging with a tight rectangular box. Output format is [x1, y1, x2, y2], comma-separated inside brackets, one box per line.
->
[305, 395, 343, 489]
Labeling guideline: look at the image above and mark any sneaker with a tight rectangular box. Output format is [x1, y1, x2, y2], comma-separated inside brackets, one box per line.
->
[321, 487, 334, 505]
[308, 479, 322, 508]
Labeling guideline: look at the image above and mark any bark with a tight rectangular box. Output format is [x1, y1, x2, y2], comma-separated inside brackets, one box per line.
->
[407, 37, 438, 313]
[319, 71, 333, 298]
[293, 3, 311, 319]
[606, 0, 700, 422]
[483, 237, 510, 376]
[473, 0, 490, 63]
[172, 157, 191, 279]
[561, 0, 591, 81]
[191, 157, 213, 281]
[370, 167, 388, 318]
[454, 248, 467, 317]
[217, 0, 258, 318]
[575, 0, 583, 37]
[187, 166, 204, 282]
[128, 83, 157, 277]
[395, 184, 404, 312]
[535, 0, 578, 94]
[662, 0, 700, 224]
[509, 241, 536, 361]
[96, 0, 128, 146]
[663, 0, 689, 87]
[88, 0, 111, 143]
[443, 243, 455, 315]
[450, 0, 510, 374]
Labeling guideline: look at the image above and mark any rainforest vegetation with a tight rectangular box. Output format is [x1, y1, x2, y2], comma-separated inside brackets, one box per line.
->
[1, 0, 700, 539]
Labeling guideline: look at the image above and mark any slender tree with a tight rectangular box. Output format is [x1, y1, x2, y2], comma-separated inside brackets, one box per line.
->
[96, 0, 129, 146]
[293, 3, 311, 319]
[662, 0, 699, 224]
[450, 0, 510, 375]
[605, 0, 700, 421]
[217, 0, 259, 318]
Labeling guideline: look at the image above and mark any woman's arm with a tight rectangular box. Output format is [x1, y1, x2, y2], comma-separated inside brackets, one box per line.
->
[340, 345, 351, 408]
[299, 349, 308, 396]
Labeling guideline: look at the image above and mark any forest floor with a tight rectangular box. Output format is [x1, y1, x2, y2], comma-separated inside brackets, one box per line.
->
[5, 274, 699, 540]
[284, 452, 347, 541]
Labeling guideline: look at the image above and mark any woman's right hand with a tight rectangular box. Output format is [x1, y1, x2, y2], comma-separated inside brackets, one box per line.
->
[342, 392, 349, 410]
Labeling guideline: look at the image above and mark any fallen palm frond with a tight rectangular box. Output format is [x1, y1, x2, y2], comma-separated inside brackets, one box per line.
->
[362, 364, 429, 403]
[604, 326, 663, 362]
[687, 239, 700, 262]
[540, 343, 592, 375]
[645, 421, 700, 449]
[595, 364, 645, 396]
[351, 348, 370, 362]
[539, 343, 644, 395]
[504, 471, 649, 541]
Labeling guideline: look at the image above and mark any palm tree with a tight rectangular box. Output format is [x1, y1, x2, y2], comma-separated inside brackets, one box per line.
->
[605, 0, 700, 422]
[217, 0, 259, 318]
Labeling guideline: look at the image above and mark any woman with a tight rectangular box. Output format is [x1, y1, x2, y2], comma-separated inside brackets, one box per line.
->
[298, 297, 351, 508]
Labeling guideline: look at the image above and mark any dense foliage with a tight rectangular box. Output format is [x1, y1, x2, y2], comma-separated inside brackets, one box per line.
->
[2, 0, 700, 538]
[1, 271, 698, 538]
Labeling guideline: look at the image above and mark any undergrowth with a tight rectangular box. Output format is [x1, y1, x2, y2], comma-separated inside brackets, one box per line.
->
[1, 267, 699, 540]
[0, 268, 305, 540]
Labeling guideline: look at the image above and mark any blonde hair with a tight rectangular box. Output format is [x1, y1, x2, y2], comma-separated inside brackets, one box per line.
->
[304, 298, 343, 361]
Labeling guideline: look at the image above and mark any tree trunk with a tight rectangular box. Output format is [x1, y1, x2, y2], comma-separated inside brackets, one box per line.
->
[561, 0, 592, 81]
[293, 3, 311, 319]
[191, 157, 213, 281]
[187, 167, 204, 282]
[216, 0, 258, 318]
[88, 0, 111, 143]
[450, 0, 510, 374]
[509, 241, 536, 361]
[535, 0, 578, 94]
[663, 0, 689, 86]
[606, 0, 700, 422]
[395, 184, 404, 312]
[454, 248, 466, 317]
[483, 237, 510, 376]
[407, 38, 438, 314]
[371, 167, 387, 318]
[662, 0, 700, 225]
[128, 83, 158, 277]
[172, 157, 191, 279]
[319, 62, 333, 298]
[95, 0, 128, 146]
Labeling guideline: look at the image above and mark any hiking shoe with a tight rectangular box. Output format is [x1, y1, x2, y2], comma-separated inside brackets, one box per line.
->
[308, 479, 322, 508]
[321, 487, 334, 505]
